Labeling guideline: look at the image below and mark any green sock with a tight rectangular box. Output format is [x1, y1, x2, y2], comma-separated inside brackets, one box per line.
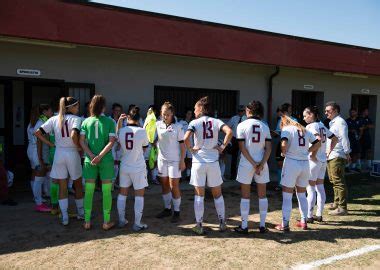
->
[50, 182, 59, 205]
[102, 183, 112, 223]
[84, 182, 95, 222]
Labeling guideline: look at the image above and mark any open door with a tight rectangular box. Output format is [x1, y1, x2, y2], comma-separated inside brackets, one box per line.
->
[64, 82, 95, 116]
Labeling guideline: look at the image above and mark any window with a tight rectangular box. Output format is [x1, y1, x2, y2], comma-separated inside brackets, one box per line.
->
[154, 85, 238, 118]
[65, 83, 95, 117]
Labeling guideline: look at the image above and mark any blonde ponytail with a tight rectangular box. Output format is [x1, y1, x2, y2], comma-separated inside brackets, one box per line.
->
[280, 115, 305, 132]
[58, 97, 66, 129]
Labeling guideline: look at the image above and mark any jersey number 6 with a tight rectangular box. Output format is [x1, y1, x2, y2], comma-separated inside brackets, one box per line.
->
[125, 132, 134, 150]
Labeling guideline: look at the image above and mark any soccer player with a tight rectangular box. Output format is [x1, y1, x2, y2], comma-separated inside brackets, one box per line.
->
[303, 106, 338, 223]
[27, 104, 53, 212]
[234, 101, 272, 234]
[155, 102, 186, 223]
[110, 103, 123, 187]
[184, 96, 233, 235]
[35, 97, 84, 225]
[179, 108, 194, 180]
[117, 107, 150, 231]
[80, 95, 116, 231]
[275, 115, 320, 231]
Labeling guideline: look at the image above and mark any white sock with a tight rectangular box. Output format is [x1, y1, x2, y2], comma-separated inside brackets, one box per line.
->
[162, 192, 172, 209]
[296, 192, 308, 223]
[172, 197, 181, 212]
[240, 198, 250, 229]
[58, 198, 69, 220]
[316, 184, 326, 217]
[75, 199, 84, 216]
[186, 168, 191, 177]
[259, 198, 268, 228]
[282, 192, 293, 227]
[306, 185, 316, 218]
[214, 195, 225, 221]
[117, 194, 127, 223]
[134, 196, 144, 226]
[194, 195, 204, 223]
[68, 179, 73, 189]
[33, 176, 44, 205]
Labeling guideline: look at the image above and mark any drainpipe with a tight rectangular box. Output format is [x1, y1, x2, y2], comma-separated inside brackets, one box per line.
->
[267, 66, 280, 128]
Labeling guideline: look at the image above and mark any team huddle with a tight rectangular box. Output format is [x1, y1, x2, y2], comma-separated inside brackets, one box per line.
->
[27, 94, 345, 234]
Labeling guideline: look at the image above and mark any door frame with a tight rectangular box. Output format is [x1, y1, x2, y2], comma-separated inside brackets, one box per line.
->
[0, 79, 12, 165]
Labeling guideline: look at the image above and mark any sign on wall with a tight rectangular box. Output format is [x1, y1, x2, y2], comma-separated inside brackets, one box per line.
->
[16, 69, 41, 76]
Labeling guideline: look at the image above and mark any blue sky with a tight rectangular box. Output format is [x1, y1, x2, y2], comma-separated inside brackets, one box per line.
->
[92, 0, 380, 49]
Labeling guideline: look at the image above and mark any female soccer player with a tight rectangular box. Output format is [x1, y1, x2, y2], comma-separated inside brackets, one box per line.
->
[179, 108, 194, 180]
[234, 101, 272, 234]
[117, 107, 150, 231]
[303, 106, 338, 223]
[35, 97, 84, 225]
[184, 96, 233, 235]
[275, 116, 320, 231]
[155, 102, 186, 223]
[80, 95, 116, 230]
[27, 104, 53, 212]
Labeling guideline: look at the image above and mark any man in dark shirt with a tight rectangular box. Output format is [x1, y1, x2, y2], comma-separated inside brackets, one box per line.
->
[346, 108, 364, 172]
[360, 108, 375, 170]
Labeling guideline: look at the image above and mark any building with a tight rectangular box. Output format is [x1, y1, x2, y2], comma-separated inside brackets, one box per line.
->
[0, 0, 379, 170]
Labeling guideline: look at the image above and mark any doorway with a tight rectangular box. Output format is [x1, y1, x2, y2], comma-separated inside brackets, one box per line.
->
[292, 90, 324, 125]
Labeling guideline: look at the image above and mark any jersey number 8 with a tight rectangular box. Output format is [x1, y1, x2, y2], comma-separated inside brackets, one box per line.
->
[297, 130, 306, 146]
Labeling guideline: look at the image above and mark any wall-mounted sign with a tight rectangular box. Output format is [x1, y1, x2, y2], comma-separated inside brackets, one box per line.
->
[16, 69, 41, 76]
[361, 89, 370, 94]
[303, 84, 314, 90]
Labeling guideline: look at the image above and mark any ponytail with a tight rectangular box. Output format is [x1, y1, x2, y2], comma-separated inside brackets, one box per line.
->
[280, 115, 305, 132]
[29, 105, 40, 128]
[58, 97, 78, 128]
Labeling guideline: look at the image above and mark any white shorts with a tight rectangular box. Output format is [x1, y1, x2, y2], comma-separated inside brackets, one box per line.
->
[50, 149, 82, 180]
[119, 168, 148, 190]
[27, 145, 48, 170]
[309, 159, 327, 181]
[190, 162, 223, 188]
[157, 158, 181, 179]
[281, 158, 310, 188]
[237, 163, 270, 184]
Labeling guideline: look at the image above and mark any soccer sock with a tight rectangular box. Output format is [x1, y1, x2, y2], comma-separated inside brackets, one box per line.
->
[316, 184, 326, 217]
[58, 198, 69, 221]
[50, 182, 59, 205]
[117, 194, 127, 223]
[282, 192, 293, 227]
[214, 195, 225, 221]
[33, 176, 44, 205]
[259, 198, 268, 228]
[43, 176, 50, 196]
[84, 182, 95, 222]
[102, 183, 113, 223]
[194, 195, 204, 223]
[134, 196, 144, 226]
[240, 198, 250, 229]
[75, 198, 84, 216]
[162, 192, 172, 209]
[172, 197, 181, 212]
[306, 185, 316, 219]
[296, 192, 308, 223]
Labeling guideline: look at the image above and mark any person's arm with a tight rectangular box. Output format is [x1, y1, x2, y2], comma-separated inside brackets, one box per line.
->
[326, 135, 338, 159]
[178, 126, 186, 171]
[70, 129, 81, 149]
[36, 138, 45, 169]
[91, 136, 116, 165]
[280, 138, 288, 157]
[35, 129, 54, 148]
[308, 140, 321, 155]
[216, 124, 233, 153]
[184, 130, 197, 153]
[341, 122, 351, 163]
[116, 114, 127, 134]
[79, 134, 95, 161]
[238, 141, 257, 167]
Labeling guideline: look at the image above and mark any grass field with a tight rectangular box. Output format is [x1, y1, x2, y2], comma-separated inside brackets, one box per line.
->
[0, 173, 379, 269]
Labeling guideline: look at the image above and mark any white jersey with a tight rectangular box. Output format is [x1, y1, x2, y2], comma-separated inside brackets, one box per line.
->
[27, 119, 50, 160]
[156, 120, 184, 162]
[40, 114, 82, 149]
[118, 124, 149, 173]
[306, 121, 334, 162]
[188, 116, 225, 163]
[281, 125, 318, 161]
[236, 117, 271, 166]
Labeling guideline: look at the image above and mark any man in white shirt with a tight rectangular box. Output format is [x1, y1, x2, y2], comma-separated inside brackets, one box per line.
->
[227, 105, 247, 179]
[325, 101, 351, 216]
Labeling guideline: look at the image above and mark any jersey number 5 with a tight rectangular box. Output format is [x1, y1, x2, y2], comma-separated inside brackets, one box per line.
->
[202, 121, 213, 139]
[297, 130, 306, 146]
[125, 132, 134, 150]
[252, 125, 261, 143]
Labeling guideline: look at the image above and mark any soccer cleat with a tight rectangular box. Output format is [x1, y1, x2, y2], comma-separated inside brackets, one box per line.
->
[156, 208, 172, 218]
[171, 211, 181, 223]
[77, 214, 85, 220]
[219, 219, 227, 232]
[118, 219, 129, 228]
[102, 222, 115, 231]
[61, 216, 69, 226]
[50, 208, 60, 216]
[259, 226, 269, 234]
[192, 223, 204, 235]
[328, 207, 347, 216]
[133, 223, 148, 232]
[306, 217, 314, 224]
[35, 204, 52, 212]
[295, 221, 308, 230]
[313, 216, 323, 223]
[234, 225, 248, 235]
[275, 224, 290, 232]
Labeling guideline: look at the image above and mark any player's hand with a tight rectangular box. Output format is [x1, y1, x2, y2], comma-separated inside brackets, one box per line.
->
[39, 160, 47, 173]
[215, 145, 226, 154]
[118, 113, 127, 121]
[281, 152, 285, 158]
[310, 155, 318, 162]
[191, 147, 200, 154]
[179, 160, 186, 172]
[91, 155, 101, 165]
[48, 142, 55, 148]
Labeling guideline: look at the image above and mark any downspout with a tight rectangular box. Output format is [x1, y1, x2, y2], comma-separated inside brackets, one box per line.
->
[267, 66, 280, 128]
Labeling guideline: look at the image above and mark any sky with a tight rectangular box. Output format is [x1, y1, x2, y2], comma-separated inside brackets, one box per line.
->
[92, 0, 380, 49]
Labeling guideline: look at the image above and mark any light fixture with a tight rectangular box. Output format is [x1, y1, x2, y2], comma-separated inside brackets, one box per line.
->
[0, 36, 76, 48]
[333, 72, 368, 79]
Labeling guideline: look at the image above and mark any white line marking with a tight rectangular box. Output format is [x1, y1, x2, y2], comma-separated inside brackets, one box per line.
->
[292, 245, 380, 270]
